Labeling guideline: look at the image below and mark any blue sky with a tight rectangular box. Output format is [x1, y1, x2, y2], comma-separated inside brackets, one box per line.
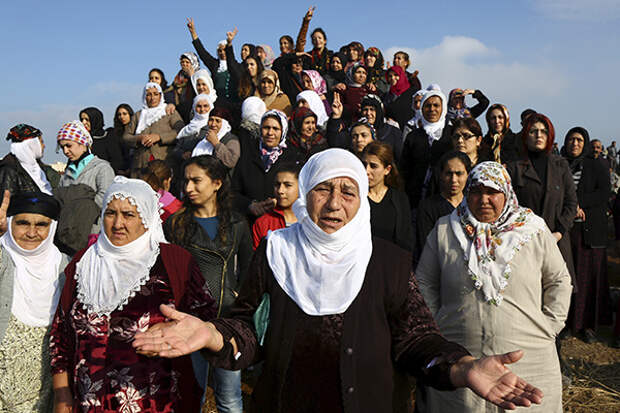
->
[1, 0, 619, 162]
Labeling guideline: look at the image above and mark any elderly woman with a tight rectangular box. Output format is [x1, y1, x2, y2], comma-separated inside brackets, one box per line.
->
[255, 69, 292, 116]
[134, 149, 545, 413]
[172, 52, 200, 107]
[0, 192, 68, 412]
[191, 107, 240, 170]
[482, 103, 520, 164]
[238, 96, 267, 145]
[232, 109, 303, 218]
[50, 177, 216, 412]
[416, 162, 572, 412]
[123, 82, 185, 171]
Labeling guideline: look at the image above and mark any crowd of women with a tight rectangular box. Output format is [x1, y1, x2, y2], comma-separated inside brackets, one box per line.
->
[0, 6, 618, 413]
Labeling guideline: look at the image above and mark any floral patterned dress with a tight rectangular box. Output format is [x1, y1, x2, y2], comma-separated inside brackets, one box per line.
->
[50, 252, 215, 413]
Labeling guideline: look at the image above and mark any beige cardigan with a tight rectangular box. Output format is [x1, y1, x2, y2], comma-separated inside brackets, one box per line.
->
[123, 110, 184, 170]
[415, 215, 572, 413]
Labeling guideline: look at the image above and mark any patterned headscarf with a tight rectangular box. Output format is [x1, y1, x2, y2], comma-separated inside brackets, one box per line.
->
[56, 120, 93, 147]
[349, 117, 376, 141]
[258, 44, 276, 69]
[259, 110, 288, 172]
[180, 52, 200, 72]
[449, 162, 547, 306]
[345, 62, 367, 87]
[485, 103, 511, 134]
[364, 47, 385, 85]
[447, 88, 472, 121]
[302, 70, 327, 95]
[7, 124, 42, 142]
[484, 103, 511, 162]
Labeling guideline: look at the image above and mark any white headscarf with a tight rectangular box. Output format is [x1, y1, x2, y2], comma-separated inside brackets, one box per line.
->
[176, 94, 214, 140]
[217, 40, 228, 72]
[1, 217, 63, 327]
[10, 138, 52, 195]
[191, 69, 218, 104]
[420, 89, 447, 144]
[266, 148, 373, 315]
[296, 90, 329, 127]
[181, 52, 200, 72]
[241, 96, 267, 125]
[406, 89, 427, 130]
[136, 82, 167, 134]
[191, 116, 232, 157]
[75, 177, 167, 316]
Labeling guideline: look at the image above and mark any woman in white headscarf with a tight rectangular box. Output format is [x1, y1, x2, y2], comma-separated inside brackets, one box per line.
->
[135, 149, 547, 413]
[0, 192, 68, 412]
[50, 176, 216, 413]
[123, 82, 185, 171]
[415, 162, 572, 412]
[401, 87, 454, 210]
[238, 96, 267, 143]
[191, 107, 240, 169]
[0, 124, 59, 203]
[296, 89, 329, 128]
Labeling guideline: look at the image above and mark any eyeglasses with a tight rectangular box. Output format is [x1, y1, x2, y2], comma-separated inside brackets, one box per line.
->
[452, 133, 477, 141]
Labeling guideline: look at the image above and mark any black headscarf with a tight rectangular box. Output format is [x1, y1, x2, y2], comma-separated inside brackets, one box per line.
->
[79, 107, 105, 137]
[562, 126, 591, 173]
[6, 124, 42, 142]
[360, 94, 385, 131]
[7, 191, 61, 220]
[328, 52, 348, 83]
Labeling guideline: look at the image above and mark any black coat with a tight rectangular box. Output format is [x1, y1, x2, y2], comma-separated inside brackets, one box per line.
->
[325, 118, 403, 163]
[232, 142, 304, 213]
[0, 153, 60, 203]
[400, 124, 453, 208]
[574, 157, 610, 247]
[92, 129, 127, 174]
[369, 187, 413, 252]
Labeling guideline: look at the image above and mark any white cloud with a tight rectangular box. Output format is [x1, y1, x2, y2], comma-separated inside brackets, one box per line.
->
[531, 0, 620, 21]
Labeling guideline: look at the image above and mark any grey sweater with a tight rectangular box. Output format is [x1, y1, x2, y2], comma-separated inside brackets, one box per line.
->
[58, 155, 115, 208]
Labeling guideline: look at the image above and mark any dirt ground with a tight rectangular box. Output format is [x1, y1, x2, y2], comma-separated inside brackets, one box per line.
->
[203, 242, 620, 413]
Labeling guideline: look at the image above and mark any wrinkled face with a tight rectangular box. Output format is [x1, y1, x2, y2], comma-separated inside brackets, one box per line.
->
[567, 132, 585, 158]
[351, 125, 373, 154]
[149, 70, 162, 85]
[196, 78, 210, 94]
[363, 154, 391, 189]
[306, 177, 361, 234]
[386, 70, 399, 87]
[145, 87, 162, 108]
[180, 57, 193, 74]
[349, 47, 360, 62]
[10, 213, 52, 250]
[80, 112, 91, 132]
[360, 105, 377, 125]
[526, 121, 548, 152]
[439, 158, 468, 198]
[488, 109, 506, 134]
[207, 115, 223, 133]
[365, 54, 376, 68]
[353, 67, 367, 84]
[274, 171, 299, 209]
[245, 58, 258, 77]
[300, 116, 317, 138]
[117, 108, 131, 126]
[422, 96, 443, 123]
[59, 139, 87, 161]
[184, 163, 222, 207]
[261, 117, 283, 148]
[302, 74, 314, 90]
[103, 198, 147, 246]
[592, 141, 603, 157]
[467, 185, 506, 223]
[393, 53, 409, 69]
[311, 31, 326, 49]
[241, 45, 251, 60]
[413, 94, 423, 111]
[331, 56, 343, 72]
[451, 127, 481, 157]
[280, 38, 293, 54]
[260, 77, 276, 96]
[217, 45, 226, 60]
[195, 100, 211, 115]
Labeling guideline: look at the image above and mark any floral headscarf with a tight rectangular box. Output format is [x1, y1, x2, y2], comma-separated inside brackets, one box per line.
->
[449, 162, 548, 306]
[345, 62, 367, 87]
[302, 70, 327, 95]
[258, 44, 276, 69]
[7, 124, 42, 142]
[259, 109, 288, 172]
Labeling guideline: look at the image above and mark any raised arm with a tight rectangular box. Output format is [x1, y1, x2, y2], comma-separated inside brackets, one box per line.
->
[295, 6, 315, 52]
[187, 17, 218, 73]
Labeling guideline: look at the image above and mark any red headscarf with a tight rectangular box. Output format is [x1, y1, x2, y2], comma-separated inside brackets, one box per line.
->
[386, 66, 410, 97]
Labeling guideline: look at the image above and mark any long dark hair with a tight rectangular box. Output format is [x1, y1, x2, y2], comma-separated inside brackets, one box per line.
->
[149, 68, 169, 90]
[168, 156, 232, 246]
[113, 103, 134, 132]
[362, 141, 402, 190]
[238, 55, 264, 99]
[139, 160, 172, 192]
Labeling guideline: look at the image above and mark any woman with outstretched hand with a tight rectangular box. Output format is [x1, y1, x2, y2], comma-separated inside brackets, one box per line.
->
[135, 149, 544, 413]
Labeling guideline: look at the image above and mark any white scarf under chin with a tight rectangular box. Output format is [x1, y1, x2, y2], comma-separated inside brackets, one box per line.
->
[192, 119, 232, 157]
[136, 82, 167, 134]
[177, 94, 214, 140]
[1, 218, 63, 327]
[10, 139, 52, 195]
[266, 148, 372, 316]
[420, 89, 447, 145]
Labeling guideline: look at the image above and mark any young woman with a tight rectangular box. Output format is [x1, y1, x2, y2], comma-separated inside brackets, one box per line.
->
[140, 159, 182, 222]
[79, 107, 125, 173]
[287, 106, 327, 161]
[164, 156, 252, 413]
[450, 118, 484, 166]
[337, 62, 370, 121]
[251, 162, 300, 249]
[482, 103, 519, 164]
[364, 47, 388, 95]
[108, 103, 134, 174]
[148, 68, 175, 104]
[362, 141, 413, 251]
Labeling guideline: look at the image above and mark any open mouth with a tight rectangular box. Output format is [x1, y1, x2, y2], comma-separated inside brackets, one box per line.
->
[320, 216, 343, 226]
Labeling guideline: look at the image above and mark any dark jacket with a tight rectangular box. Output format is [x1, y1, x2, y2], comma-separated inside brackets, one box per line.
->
[206, 237, 469, 413]
[401, 125, 454, 208]
[574, 157, 611, 247]
[164, 212, 253, 317]
[384, 87, 416, 131]
[506, 154, 577, 282]
[232, 143, 304, 213]
[481, 129, 521, 164]
[370, 187, 413, 251]
[53, 183, 100, 256]
[92, 129, 126, 174]
[0, 153, 60, 203]
[326, 118, 403, 163]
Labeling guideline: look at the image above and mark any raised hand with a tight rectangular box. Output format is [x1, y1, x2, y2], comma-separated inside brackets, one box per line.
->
[304, 6, 316, 21]
[186, 17, 198, 40]
[226, 27, 238, 45]
[0, 190, 10, 235]
[453, 350, 544, 410]
[133, 304, 223, 357]
[331, 93, 343, 119]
